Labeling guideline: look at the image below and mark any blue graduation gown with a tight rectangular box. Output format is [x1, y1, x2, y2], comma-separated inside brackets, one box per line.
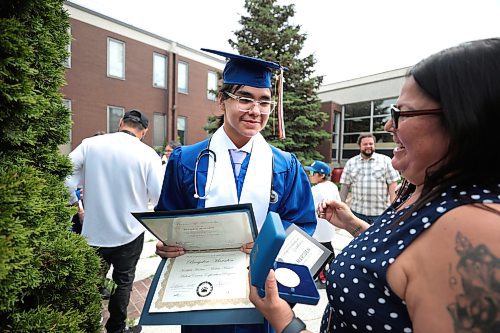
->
[156, 139, 317, 333]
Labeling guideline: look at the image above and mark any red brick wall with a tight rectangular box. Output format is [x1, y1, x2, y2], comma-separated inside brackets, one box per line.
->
[62, 18, 219, 149]
[317, 101, 341, 162]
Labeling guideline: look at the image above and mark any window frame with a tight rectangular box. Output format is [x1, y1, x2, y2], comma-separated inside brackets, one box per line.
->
[177, 61, 188, 94]
[341, 97, 398, 159]
[107, 37, 125, 79]
[207, 70, 218, 100]
[107, 105, 125, 133]
[153, 53, 167, 89]
[177, 116, 187, 145]
[153, 112, 167, 149]
[63, 27, 71, 68]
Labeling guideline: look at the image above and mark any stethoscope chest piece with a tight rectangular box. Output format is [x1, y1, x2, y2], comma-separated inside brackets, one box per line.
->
[270, 190, 278, 204]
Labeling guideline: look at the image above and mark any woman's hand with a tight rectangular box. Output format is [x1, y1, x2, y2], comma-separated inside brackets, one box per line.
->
[240, 242, 254, 254]
[249, 269, 295, 333]
[155, 241, 185, 258]
[318, 199, 368, 236]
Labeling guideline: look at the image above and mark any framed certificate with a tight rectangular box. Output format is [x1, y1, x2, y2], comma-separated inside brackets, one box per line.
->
[132, 204, 264, 325]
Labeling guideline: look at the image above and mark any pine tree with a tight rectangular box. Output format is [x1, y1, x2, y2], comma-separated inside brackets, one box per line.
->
[228, 0, 330, 163]
[0, 1, 102, 331]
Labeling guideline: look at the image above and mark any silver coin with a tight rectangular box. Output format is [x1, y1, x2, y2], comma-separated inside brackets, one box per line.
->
[275, 267, 300, 288]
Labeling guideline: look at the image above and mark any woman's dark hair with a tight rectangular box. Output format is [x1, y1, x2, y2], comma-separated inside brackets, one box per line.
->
[396, 38, 500, 216]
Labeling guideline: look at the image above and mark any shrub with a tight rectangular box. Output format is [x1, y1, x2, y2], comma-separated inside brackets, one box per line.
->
[0, 1, 102, 331]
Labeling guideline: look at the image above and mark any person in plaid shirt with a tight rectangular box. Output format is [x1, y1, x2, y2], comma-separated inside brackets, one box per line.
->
[339, 133, 400, 224]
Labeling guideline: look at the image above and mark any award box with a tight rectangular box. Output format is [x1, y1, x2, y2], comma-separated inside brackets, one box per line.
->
[250, 212, 325, 305]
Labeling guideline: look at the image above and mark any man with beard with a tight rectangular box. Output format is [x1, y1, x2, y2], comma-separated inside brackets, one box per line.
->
[339, 133, 400, 224]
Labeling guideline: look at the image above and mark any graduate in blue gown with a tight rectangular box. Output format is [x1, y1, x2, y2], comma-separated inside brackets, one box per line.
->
[155, 48, 317, 333]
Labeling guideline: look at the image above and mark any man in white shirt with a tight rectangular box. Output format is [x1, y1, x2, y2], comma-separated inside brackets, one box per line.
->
[66, 110, 163, 333]
[306, 160, 340, 284]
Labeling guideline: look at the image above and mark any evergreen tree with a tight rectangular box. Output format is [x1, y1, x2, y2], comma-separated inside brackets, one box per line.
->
[229, 0, 330, 164]
[0, 1, 102, 331]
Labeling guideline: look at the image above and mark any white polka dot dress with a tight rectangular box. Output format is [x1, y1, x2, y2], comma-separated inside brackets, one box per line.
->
[319, 184, 500, 332]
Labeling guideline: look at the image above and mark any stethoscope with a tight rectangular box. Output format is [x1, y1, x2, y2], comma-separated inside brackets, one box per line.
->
[193, 138, 278, 204]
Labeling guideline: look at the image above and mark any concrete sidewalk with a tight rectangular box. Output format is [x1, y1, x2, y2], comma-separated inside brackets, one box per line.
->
[102, 229, 353, 332]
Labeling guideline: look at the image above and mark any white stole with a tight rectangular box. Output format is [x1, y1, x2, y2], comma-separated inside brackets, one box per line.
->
[204, 127, 272, 230]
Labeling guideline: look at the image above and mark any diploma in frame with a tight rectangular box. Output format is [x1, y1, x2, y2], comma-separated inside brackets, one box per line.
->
[132, 204, 264, 325]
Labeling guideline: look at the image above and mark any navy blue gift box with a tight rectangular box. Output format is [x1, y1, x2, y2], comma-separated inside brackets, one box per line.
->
[250, 212, 320, 305]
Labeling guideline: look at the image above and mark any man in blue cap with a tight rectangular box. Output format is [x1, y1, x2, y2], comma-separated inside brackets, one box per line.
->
[155, 49, 317, 333]
[305, 160, 340, 285]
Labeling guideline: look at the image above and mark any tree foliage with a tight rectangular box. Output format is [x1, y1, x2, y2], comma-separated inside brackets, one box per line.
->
[0, 0, 102, 331]
[229, 0, 330, 164]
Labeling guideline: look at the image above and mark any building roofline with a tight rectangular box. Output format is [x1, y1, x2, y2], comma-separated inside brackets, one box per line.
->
[64, 1, 225, 69]
[319, 66, 411, 93]
[64, 1, 177, 45]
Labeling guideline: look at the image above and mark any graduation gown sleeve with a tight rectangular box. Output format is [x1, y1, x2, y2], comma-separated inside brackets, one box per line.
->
[269, 147, 317, 236]
[155, 141, 208, 211]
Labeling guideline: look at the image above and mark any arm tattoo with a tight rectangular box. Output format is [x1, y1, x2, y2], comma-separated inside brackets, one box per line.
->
[447, 232, 499, 332]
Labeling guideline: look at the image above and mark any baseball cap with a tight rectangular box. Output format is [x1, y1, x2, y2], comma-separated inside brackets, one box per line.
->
[201, 48, 287, 88]
[122, 109, 148, 129]
[305, 161, 331, 176]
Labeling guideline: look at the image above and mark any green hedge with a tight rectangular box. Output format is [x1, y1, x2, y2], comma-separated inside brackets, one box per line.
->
[0, 1, 102, 332]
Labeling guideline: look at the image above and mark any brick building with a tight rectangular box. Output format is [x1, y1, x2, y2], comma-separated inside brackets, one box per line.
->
[61, 1, 224, 154]
[62, 1, 406, 168]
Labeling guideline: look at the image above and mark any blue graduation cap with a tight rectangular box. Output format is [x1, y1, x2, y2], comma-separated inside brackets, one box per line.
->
[201, 48, 288, 139]
[201, 48, 285, 88]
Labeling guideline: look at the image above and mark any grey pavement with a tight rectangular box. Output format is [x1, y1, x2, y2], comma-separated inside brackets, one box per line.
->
[125, 228, 353, 333]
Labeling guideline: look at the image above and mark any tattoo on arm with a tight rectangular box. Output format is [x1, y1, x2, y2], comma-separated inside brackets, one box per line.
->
[447, 232, 499, 333]
[448, 263, 458, 288]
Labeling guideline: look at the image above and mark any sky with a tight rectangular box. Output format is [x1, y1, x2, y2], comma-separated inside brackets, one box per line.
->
[70, 0, 500, 84]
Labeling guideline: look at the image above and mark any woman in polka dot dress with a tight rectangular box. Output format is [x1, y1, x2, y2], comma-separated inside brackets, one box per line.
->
[249, 38, 500, 333]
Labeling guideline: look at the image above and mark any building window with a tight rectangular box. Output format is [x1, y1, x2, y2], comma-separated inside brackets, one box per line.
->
[177, 116, 187, 145]
[107, 38, 125, 79]
[63, 27, 71, 68]
[153, 53, 167, 88]
[331, 111, 341, 163]
[207, 70, 218, 100]
[341, 97, 396, 159]
[178, 61, 188, 94]
[63, 99, 72, 144]
[372, 98, 395, 135]
[153, 112, 166, 149]
[107, 105, 124, 133]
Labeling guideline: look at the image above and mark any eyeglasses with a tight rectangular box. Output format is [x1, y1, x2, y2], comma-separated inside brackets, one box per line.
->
[390, 104, 442, 129]
[225, 91, 276, 115]
[308, 170, 316, 176]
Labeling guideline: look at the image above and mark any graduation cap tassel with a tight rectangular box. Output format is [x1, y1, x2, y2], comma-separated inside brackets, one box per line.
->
[277, 67, 285, 140]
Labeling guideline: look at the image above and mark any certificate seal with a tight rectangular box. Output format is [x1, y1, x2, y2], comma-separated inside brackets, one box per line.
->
[196, 281, 213, 297]
[275, 267, 300, 288]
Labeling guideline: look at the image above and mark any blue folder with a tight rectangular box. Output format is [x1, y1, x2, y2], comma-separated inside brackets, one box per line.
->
[134, 204, 264, 325]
